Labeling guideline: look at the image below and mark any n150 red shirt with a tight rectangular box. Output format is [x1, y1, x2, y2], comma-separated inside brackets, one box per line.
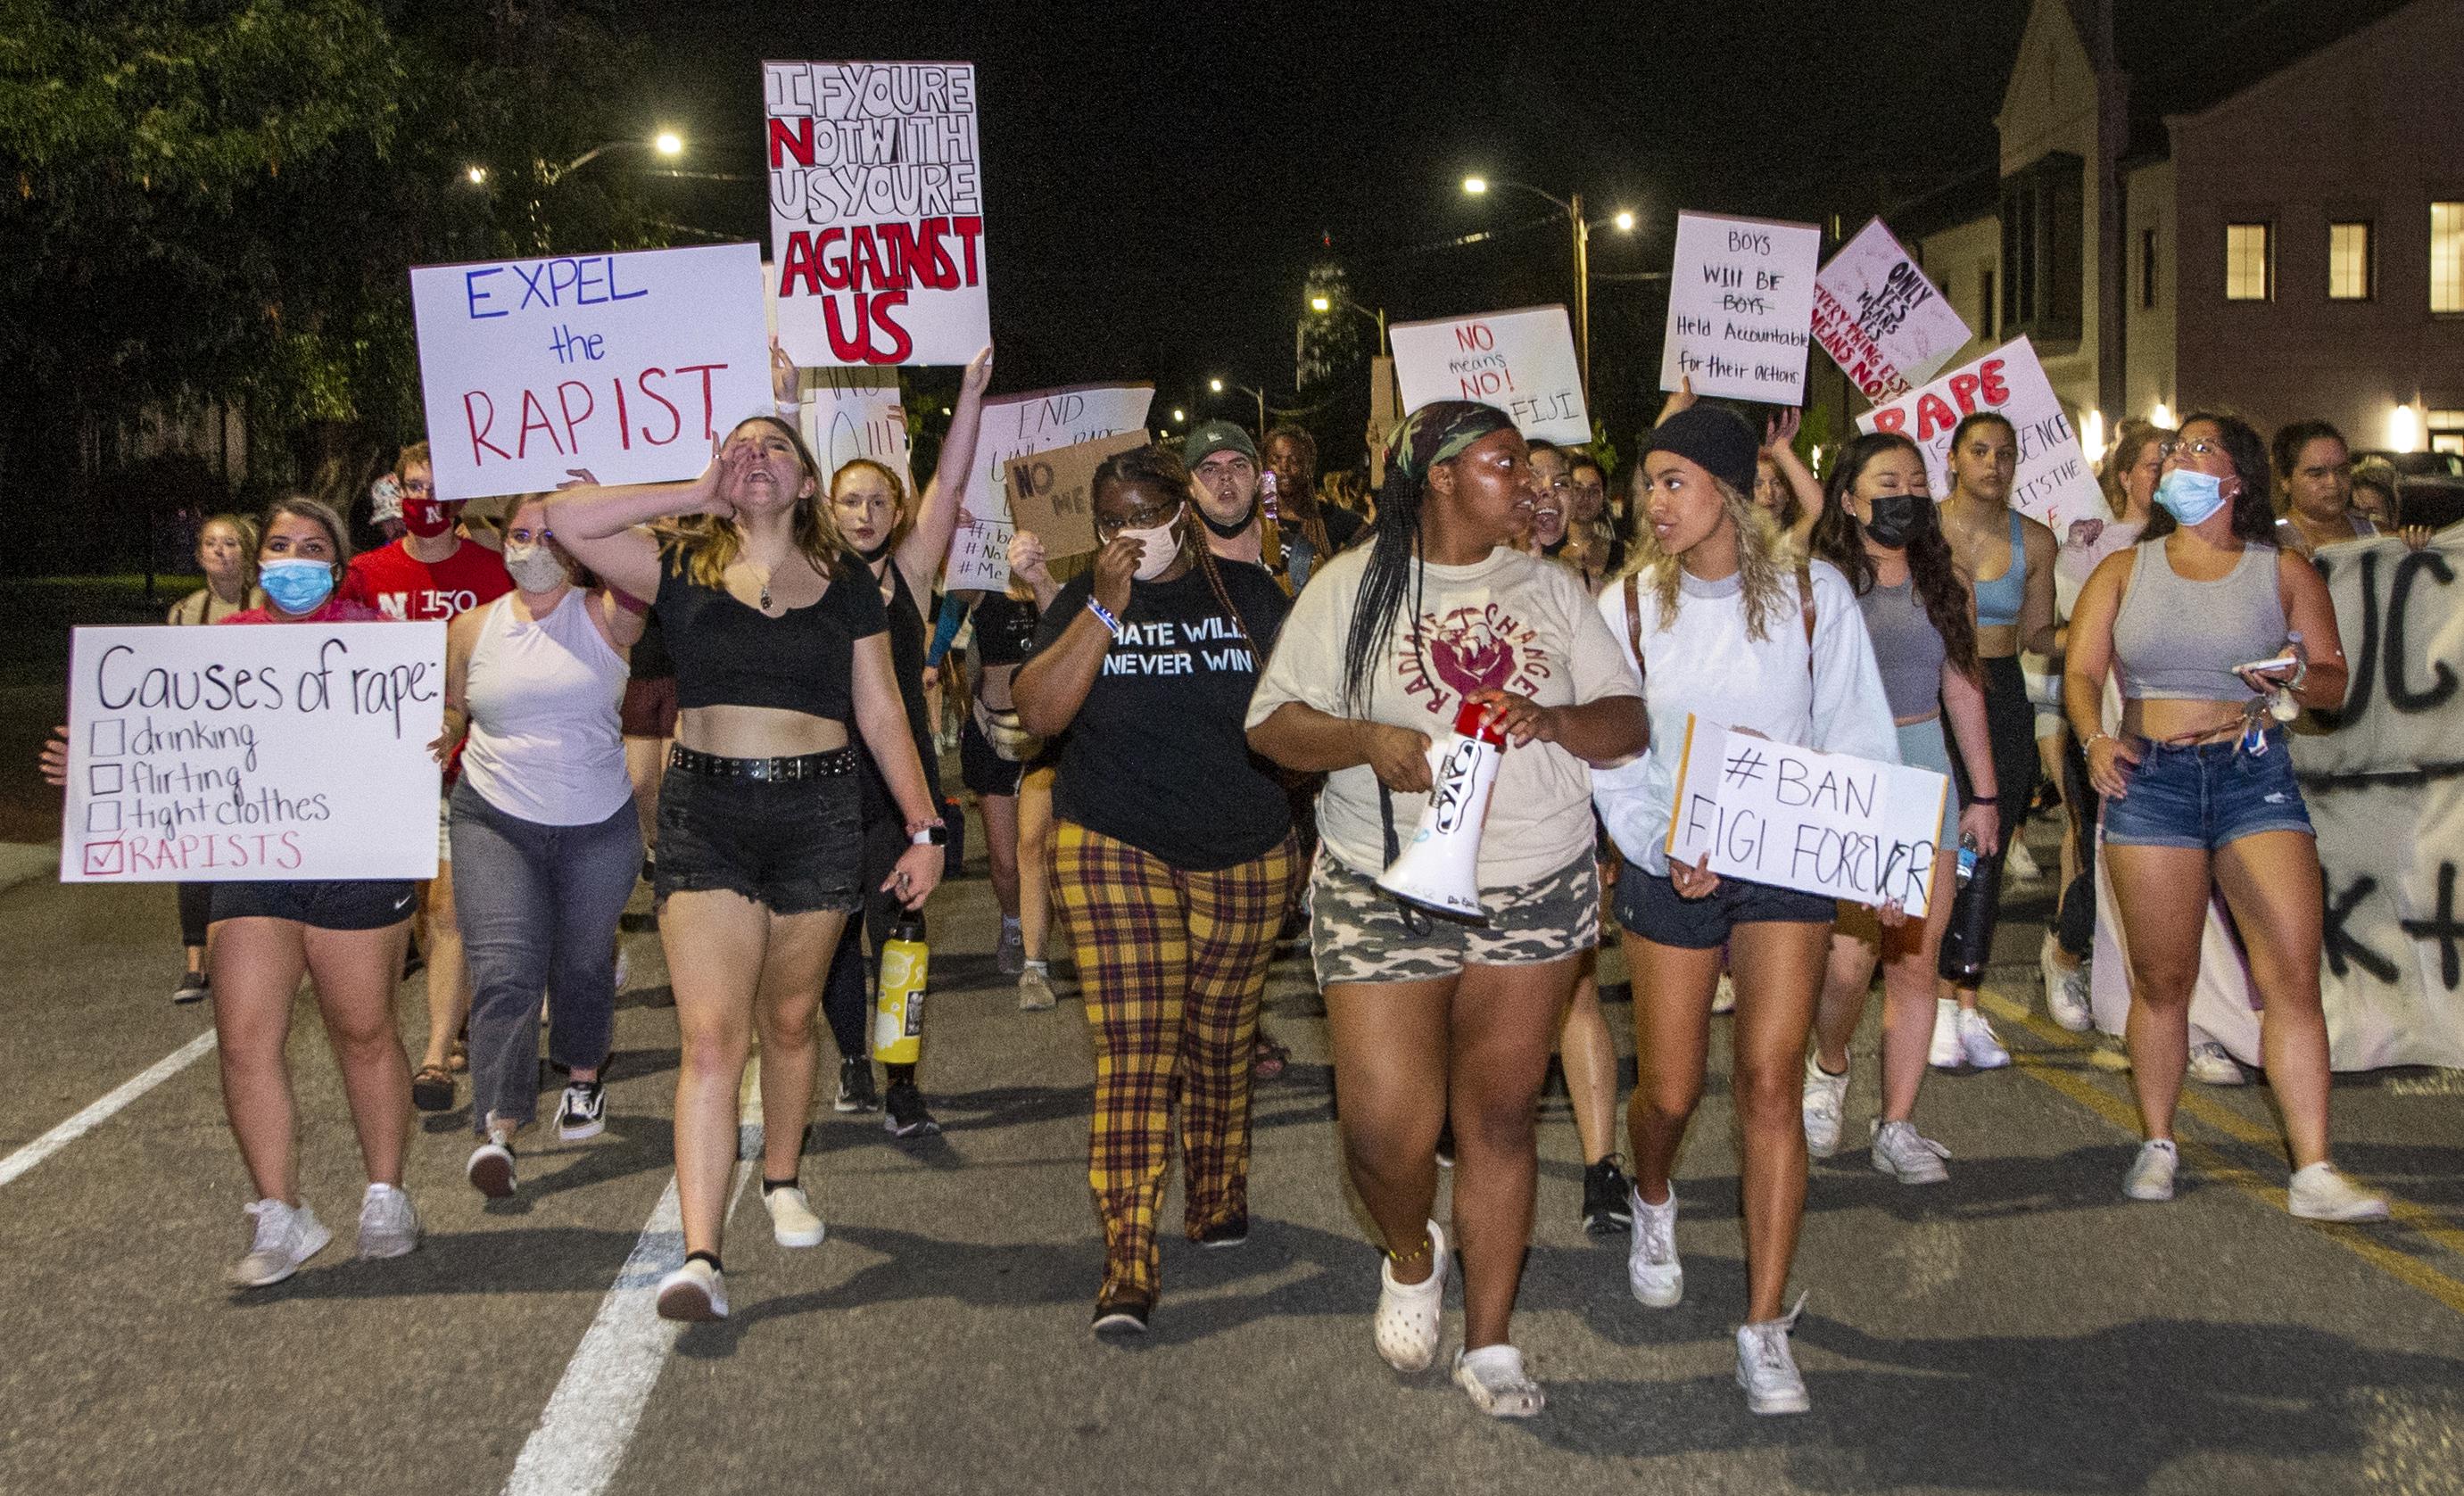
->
[344, 538, 512, 622]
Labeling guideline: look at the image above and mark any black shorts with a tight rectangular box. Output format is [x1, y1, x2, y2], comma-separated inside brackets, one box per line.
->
[958, 710, 1024, 798]
[210, 879, 418, 931]
[1613, 868, 1835, 950]
[653, 754, 862, 915]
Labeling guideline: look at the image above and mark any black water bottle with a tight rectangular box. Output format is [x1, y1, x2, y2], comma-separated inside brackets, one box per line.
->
[1938, 832, 2003, 984]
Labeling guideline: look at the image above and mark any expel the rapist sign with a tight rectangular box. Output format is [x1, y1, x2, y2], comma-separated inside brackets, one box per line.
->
[945, 384, 1154, 591]
[1810, 217, 1972, 401]
[409, 244, 773, 503]
[1387, 305, 1590, 444]
[765, 60, 988, 367]
[59, 624, 446, 883]
[1664, 714, 1951, 915]
[1658, 211, 1822, 405]
[1855, 336, 2103, 534]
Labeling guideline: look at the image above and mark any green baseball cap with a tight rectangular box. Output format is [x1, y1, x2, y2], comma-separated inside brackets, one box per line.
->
[1182, 419, 1259, 468]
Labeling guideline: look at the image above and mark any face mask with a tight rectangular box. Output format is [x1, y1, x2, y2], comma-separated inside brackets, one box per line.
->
[1119, 516, 1182, 581]
[260, 557, 335, 615]
[503, 541, 568, 593]
[2155, 467, 2228, 526]
[402, 496, 456, 538]
[1863, 492, 1923, 550]
[1197, 498, 1256, 540]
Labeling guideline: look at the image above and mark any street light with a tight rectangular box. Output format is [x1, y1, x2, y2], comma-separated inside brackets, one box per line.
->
[465, 165, 488, 186]
[1172, 407, 1187, 423]
[542, 131, 689, 186]
[1210, 376, 1268, 439]
[1459, 175, 1637, 396]
[1305, 289, 1389, 354]
[654, 130, 684, 158]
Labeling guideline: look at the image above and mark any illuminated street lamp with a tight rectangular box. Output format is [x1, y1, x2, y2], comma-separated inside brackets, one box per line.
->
[465, 165, 489, 186]
[1459, 175, 1637, 394]
[1306, 289, 1389, 354]
[1210, 376, 1268, 438]
[543, 130, 690, 185]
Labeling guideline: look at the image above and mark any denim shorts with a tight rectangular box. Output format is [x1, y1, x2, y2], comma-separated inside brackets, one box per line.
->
[2101, 728, 2314, 851]
[1614, 868, 1837, 950]
[653, 754, 863, 914]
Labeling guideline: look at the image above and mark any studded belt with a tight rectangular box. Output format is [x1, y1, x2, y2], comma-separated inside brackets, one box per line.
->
[668, 744, 856, 781]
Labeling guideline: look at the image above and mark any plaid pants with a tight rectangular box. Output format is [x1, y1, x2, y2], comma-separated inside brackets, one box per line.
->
[1050, 821, 1300, 1303]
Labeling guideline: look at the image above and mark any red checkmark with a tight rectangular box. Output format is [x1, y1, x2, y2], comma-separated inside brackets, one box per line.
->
[82, 842, 124, 876]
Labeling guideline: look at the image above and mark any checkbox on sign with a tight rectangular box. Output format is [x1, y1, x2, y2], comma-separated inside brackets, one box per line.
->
[85, 801, 122, 834]
[88, 762, 124, 796]
[89, 719, 126, 757]
[82, 842, 125, 877]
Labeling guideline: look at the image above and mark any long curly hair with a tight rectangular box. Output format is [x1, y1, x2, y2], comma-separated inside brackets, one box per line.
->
[1092, 443, 1255, 647]
[1624, 467, 1792, 641]
[666, 416, 848, 588]
[1810, 431, 1980, 682]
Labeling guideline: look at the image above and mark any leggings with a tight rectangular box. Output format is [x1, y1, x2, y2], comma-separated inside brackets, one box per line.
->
[1944, 655, 2042, 986]
[2055, 724, 2099, 959]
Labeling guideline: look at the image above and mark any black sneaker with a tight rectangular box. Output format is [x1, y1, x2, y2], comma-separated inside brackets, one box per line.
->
[883, 1079, 941, 1137]
[172, 968, 210, 1004]
[834, 1056, 878, 1113]
[1195, 1216, 1249, 1249]
[556, 1080, 607, 1141]
[1092, 1292, 1153, 1336]
[1583, 1155, 1634, 1236]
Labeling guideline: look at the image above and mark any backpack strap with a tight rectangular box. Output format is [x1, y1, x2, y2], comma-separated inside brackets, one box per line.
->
[1796, 561, 1817, 680]
[1622, 570, 1646, 684]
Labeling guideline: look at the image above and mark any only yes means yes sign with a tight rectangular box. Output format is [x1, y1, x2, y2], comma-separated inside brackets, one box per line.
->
[1387, 305, 1590, 444]
[1855, 336, 2104, 534]
[410, 243, 773, 503]
[1810, 217, 1972, 401]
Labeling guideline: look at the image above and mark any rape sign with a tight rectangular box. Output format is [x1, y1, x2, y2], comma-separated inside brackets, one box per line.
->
[1855, 336, 2104, 534]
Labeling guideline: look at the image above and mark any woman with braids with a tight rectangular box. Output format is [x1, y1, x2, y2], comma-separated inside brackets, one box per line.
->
[1801, 433, 2001, 1182]
[1247, 401, 1643, 1419]
[550, 416, 945, 1322]
[1011, 443, 1297, 1337]
[1590, 406, 1894, 1416]
[2064, 413, 2385, 1220]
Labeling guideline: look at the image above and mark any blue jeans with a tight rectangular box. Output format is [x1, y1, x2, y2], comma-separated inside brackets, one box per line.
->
[2101, 728, 2315, 851]
[449, 780, 641, 1133]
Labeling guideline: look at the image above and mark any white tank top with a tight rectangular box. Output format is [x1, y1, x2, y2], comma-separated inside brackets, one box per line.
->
[461, 591, 631, 825]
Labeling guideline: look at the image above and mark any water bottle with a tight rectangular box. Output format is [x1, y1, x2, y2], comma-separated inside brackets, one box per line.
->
[872, 914, 928, 1064]
[1939, 833, 2003, 984]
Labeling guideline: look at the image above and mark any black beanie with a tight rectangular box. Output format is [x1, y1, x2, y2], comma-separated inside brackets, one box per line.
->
[1641, 406, 1760, 499]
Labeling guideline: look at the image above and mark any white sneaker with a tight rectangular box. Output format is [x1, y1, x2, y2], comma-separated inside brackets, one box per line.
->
[762, 1184, 826, 1247]
[1017, 963, 1056, 1012]
[1802, 1053, 1850, 1159]
[1373, 1219, 1448, 1372]
[1734, 1296, 1811, 1416]
[1956, 1008, 2011, 1070]
[356, 1183, 421, 1260]
[2287, 1162, 2390, 1222]
[1870, 1120, 1951, 1184]
[1453, 1344, 1545, 1418]
[467, 1127, 517, 1199]
[1627, 1186, 1683, 1308]
[1928, 998, 1964, 1069]
[2040, 934, 2092, 1031]
[227, 1198, 331, 1288]
[656, 1258, 728, 1320]
[2007, 841, 2043, 880]
[613, 946, 631, 994]
[1711, 972, 1737, 1014]
[2123, 1139, 2179, 1201]
[2186, 1040, 2246, 1087]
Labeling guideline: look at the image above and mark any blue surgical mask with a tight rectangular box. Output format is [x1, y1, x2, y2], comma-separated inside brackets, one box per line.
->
[2155, 468, 2228, 527]
[260, 556, 336, 615]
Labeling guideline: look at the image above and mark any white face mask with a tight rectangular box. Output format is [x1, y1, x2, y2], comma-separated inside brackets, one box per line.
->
[503, 541, 569, 593]
[1118, 511, 1182, 581]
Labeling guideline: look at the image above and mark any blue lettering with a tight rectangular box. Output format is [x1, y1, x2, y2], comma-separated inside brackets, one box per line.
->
[465, 267, 509, 319]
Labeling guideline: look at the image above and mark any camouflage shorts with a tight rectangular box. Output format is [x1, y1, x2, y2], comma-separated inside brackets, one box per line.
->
[1306, 848, 1600, 988]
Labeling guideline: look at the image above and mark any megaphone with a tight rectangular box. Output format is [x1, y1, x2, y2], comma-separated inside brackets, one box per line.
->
[1377, 698, 1507, 923]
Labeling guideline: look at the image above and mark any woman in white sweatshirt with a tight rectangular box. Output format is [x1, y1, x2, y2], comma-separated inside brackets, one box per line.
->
[1591, 406, 1895, 1417]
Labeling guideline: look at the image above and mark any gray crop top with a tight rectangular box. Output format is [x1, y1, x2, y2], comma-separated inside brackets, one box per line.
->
[2111, 539, 2286, 701]
[1856, 577, 1947, 718]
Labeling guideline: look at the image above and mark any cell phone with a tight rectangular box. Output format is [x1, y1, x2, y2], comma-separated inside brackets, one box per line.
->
[2233, 655, 2297, 677]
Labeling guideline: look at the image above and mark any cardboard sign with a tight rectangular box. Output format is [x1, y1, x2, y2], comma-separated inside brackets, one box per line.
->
[1368, 355, 1400, 488]
[946, 383, 1154, 591]
[1664, 714, 1951, 915]
[1811, 218, 1972, 401]
[765, 60, 989, 367]
[1387, 305, 1589, 444]
[409, 244, 773, 503]
[59, 623, 446, 883]
[1855, 336, 2103, 533]
[1658, 211, 1823, 405]
[1005, 430, 1147, 559]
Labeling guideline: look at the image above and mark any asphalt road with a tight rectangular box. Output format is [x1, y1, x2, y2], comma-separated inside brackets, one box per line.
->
[4, 811, 2463, 1496]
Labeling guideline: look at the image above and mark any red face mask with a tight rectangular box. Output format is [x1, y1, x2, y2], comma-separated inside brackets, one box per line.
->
[402, 496, 457, 538]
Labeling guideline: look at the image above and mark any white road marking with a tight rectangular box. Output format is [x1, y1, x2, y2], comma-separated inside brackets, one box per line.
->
[0, 1029, 218, 1189]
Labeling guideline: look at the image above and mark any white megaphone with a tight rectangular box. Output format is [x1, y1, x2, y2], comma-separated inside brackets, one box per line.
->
[1377, 698, 1508, 923]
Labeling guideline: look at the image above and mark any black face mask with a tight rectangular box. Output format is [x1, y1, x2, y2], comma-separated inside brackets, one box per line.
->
[1863, 492, 1923, 550]
[1197, 498, 1256, 540]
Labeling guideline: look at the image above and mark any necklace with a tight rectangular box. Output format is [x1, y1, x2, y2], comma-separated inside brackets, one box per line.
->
[759, 576, 773, 612]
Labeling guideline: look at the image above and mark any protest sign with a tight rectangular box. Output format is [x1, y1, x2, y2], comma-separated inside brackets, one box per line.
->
[409, 244, 772, 503]
[1665, 714, 1951, 915]
[1005, 430, 1147, 559]
[765, 60, 989, 368]
[1855, 336, 2103, 533]
[1387, 306, 1589, 444]
[2089, 526, 2464, 1070]
[800, 368, 916, 493]
[1658, 211, 1822, 405]
[1368, 355, 1400, 488]
[59, 624, 446, 883]
[1810, 217, 1972, 400]
[946, 384, 1154, 591]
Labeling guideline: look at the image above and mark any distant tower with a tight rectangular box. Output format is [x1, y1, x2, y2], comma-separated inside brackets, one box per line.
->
[1295, 260, 1364, 393]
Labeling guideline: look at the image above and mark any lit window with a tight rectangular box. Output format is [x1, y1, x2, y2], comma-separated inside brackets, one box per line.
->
[2328, 221, 2372, 300]
[2431, 410, 2464, 456]
[2225, 222, 2271, 301]
[2435, 202, 2464, 313]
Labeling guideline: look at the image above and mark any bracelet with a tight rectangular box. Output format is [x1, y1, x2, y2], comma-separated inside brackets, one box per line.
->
[2082, 731, 2115, 752]
[773, 398, 800, 418]
[1084, 597, 1122, 637]
[1969, 794, 1998, 805]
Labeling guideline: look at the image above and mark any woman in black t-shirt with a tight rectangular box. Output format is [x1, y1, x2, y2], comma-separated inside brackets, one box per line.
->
[1013, 444, 1299, 1336]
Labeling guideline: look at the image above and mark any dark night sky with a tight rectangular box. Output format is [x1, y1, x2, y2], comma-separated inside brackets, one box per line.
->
[608, 0, 2357, 456]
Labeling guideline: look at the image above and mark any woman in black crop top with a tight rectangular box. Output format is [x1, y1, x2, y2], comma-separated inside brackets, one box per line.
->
[550, 416, 947, 1325]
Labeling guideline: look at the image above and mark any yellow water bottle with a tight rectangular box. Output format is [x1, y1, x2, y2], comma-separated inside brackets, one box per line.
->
[873, 914, 928, 1064]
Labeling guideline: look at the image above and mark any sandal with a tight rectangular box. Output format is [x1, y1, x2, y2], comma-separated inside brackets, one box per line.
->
[1252, 1032, 1289, 1082]
[410, 1064, 457, 1112]
[448, 1032, 469, 1073]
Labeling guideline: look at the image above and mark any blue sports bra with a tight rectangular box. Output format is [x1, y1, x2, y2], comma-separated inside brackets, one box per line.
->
[1971, 510, 2026, 627]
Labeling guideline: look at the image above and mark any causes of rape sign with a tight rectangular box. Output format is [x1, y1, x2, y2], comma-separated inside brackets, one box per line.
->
[1810, 218, 1972, 401]
[1387, 306, 1590, 444]
[1854, 336, 2103, 533]
[766, 60, 989, 367]
[409, 243, 773, 502]
[59, 624, 445, 883]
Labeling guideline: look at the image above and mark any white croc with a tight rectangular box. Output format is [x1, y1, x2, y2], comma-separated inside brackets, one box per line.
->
[1373, 1219, 1448, 1372]
[1454, 1344, 1545, 1418]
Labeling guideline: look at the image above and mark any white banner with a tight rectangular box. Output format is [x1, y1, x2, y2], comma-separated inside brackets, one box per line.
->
[1810, 217, 1972, 401]
[1658, 211, 1822, 405]
[946, 384, 1153, 591]
[1665, 714, 1950, 915]
[765, 60, 989, 368]
[1855, 336, 2104, 534]
[1387, 304, 1589, 444]
[800, 368, 914, 495]
[410, 244, 773, 503]
[59, 624, 445, 883]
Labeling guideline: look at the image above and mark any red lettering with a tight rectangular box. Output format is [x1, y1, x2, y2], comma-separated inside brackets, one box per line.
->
[823, 293, 872, 361]
[276, 831, 302, 871]
[555, 381, 596, 451]
[1870, 407, 1907, 434]
[672, 362, 727, 441]
[848, 226, 888, 292]
[922, 219, 959, 289]
[873, 221, 918, 289]
[780, 230, 823, 295]
[636, 368, 682, 445]
[1947, 373, 1982, 414]
[1978, 358, 2011, 407]
[464, 392, 511, 464]
[869, 291, 913, 363]
[1914, 393, 1959, 442]
[768, 118, 814, 168]
[1454, 323, 1495, 351]
[517, 389, 565, 458]
[612, 377, 632, 450]
[953, 216, 984, 286]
